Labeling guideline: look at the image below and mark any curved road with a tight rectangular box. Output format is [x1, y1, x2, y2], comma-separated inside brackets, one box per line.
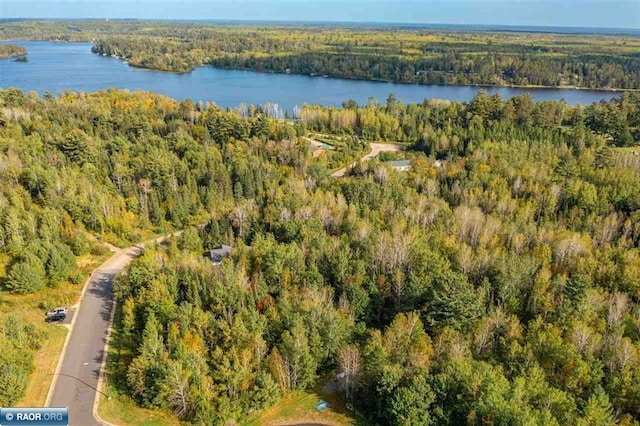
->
[331, 143, 403, 177]
[47, 234, 176, 425]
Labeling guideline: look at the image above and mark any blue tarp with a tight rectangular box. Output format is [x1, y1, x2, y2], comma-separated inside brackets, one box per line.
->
[315, 401, 329, 412]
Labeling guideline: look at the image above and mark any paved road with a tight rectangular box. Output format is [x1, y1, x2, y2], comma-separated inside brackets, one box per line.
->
[331, 143, 404, 177]
[48, 245, 142, 425]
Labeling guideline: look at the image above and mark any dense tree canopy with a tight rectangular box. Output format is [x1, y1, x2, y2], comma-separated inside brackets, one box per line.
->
[1, 87, 640, 424]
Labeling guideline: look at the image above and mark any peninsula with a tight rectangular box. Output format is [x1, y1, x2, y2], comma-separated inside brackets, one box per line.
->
[0, 44, 27, 59]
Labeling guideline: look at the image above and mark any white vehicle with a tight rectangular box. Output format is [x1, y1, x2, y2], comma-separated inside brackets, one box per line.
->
[46, 306, 68, 317]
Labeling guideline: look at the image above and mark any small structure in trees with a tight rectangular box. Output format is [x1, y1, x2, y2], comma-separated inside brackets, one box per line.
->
[209, 244, 232, 265]
[385, 160, 412, 171]
[311, 142, 333, 158]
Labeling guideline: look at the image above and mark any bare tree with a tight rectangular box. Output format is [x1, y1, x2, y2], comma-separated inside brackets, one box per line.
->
[138, 178, 152, 220]
[455, 205, 484, 247]
[594, 212, 620, 248]
[338, 344, 362, 401]
[373, 165, 389, 184]
[279, 207, 292, 223]
[165, 361, 191, 418]
[268, 347, 290, 392]
[231, 199, 256, 239]
[372, 229, 411, 276]
[553, 232, 589, 265]
[614, 337, 636, 372]
[295, 205, 313, 220]
[607, 291, 629, 330]
[571, 322, 601, 356]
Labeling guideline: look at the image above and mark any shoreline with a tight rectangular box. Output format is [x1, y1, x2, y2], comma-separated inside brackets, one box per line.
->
[0, 54, 27, 60]
[0, 42, 28, 60]
[4, 39, 637, 93]
[220, 66, 635, 93]
[102, 53, 634, 93]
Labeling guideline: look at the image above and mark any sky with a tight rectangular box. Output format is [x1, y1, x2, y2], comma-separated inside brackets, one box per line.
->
[1, 0, 639, 29]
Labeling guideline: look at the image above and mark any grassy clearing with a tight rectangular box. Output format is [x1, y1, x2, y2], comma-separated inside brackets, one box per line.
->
[0, 252, 110, 407]
[99, 381, 360, 426]
[245, 384, 362, 426]
[98, 389, 182, 426]
[324, 145, 373, 176]
[372, 139, 413, 147]
[17, 325, 67, 407]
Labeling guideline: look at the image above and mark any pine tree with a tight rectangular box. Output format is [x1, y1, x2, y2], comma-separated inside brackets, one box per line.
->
[6, 258, 45, 294]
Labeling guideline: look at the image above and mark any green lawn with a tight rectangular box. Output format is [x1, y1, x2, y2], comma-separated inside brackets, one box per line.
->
[18, 325, 67, 407]
[244, 382, 363, 426]
[98, 384, 362, 426]
[98, 389, 183, 426]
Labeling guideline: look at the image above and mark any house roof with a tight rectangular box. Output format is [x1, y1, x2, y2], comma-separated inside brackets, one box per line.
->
[210, 245, 232, 263]
[311, 142, 333, 152]
[385, 160, 411, 168]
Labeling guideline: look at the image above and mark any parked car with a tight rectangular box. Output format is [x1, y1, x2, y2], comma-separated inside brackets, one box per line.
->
[46, 312, 67, 323]
[46, 306, 68, 317]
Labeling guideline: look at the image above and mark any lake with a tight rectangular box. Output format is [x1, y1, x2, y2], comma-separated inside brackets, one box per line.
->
[0, 41, 623, 113]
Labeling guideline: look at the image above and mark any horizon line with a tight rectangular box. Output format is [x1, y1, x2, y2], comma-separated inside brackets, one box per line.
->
[1, 17, 639, 33]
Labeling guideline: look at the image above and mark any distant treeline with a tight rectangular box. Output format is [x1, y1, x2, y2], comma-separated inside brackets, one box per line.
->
[91, 30, 640, 88]
[209, 50, 640, 88]
[300, 91, 640, 148]
[1, 20, 639, 88]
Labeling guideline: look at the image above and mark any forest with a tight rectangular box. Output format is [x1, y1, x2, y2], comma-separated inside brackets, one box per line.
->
[0, 87, 640, 424]
[0, 44, 26, 59]
[1, 20, 640, 88]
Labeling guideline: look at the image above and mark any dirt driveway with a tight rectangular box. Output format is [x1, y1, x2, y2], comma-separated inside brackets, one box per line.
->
[331, 143, 403, 177]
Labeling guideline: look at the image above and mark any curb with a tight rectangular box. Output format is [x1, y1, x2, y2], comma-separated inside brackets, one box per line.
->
[93, 295, 119, 426]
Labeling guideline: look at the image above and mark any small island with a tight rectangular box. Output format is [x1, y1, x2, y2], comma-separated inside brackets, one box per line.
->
[0, 44, 27, 59]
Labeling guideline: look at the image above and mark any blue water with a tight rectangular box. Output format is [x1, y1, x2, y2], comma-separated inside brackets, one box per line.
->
[0, 41, 623, 112]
